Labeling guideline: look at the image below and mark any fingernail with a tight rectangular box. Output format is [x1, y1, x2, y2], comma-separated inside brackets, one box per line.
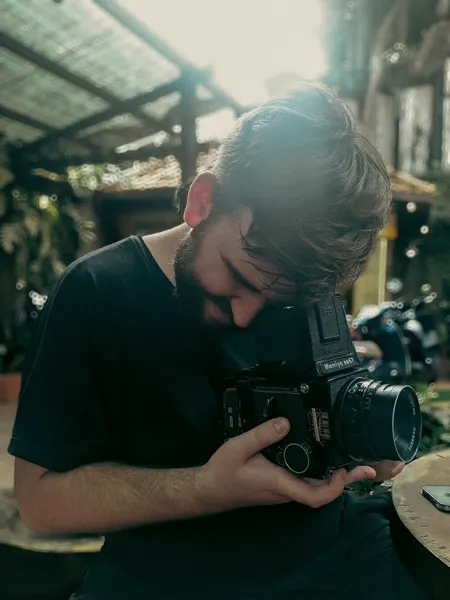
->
[273, 418, 288, 434]
[358, 468, 375, 481]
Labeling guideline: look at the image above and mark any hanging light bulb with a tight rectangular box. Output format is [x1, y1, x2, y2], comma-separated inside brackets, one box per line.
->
[406, 202, 417, 213]
[406, 247, 418, 258]
[420, 225, 429, 234]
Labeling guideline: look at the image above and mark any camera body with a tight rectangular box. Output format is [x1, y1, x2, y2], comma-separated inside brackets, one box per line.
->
[220, 294, 421, 478]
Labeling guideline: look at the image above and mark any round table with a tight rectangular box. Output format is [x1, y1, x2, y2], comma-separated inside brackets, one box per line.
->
[0, 488, 103, 599]
[392, 448, 450, 568]
[0, 488, 104, 553]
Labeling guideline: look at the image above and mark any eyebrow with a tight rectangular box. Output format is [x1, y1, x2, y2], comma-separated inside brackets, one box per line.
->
[222, 256, 262, 294]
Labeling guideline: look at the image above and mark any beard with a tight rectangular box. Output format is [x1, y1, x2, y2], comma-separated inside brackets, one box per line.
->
[173, 224, 235, 331]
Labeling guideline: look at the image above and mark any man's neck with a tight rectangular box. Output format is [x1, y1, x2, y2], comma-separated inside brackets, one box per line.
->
[142, 223, 189, 285]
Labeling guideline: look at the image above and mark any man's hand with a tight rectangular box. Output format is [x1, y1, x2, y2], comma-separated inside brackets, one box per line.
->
[366, 460, 405, 482]
[195, 418, 377, 511]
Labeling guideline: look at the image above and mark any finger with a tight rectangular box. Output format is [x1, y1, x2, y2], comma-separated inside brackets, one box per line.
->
[345, 465, 377, 484]
[277, 468, 349, 508]
[305, 466, 376, 507]
[229, 418, 290, 461]
[366, 460, 403, 469]
[304, 466, 376, 487]
[367, 460, 405, 481]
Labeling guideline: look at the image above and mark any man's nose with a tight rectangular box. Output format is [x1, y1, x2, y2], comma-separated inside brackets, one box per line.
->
[230, 294, 265, 328]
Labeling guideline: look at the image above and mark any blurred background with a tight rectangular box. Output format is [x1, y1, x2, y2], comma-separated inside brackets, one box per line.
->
[1, 1, 450, 596]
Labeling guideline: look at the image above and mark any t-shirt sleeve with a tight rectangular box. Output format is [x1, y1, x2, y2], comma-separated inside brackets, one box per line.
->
[8, 259, 111, 472]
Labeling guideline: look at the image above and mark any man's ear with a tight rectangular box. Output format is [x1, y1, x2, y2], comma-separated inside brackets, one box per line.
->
[183, 171, 217, 228]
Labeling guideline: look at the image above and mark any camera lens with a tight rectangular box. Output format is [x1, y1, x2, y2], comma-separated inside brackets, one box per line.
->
[339, 379, 421, 463]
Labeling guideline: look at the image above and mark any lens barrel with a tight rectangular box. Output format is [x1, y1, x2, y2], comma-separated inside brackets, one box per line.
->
[340, 379, 421, 463]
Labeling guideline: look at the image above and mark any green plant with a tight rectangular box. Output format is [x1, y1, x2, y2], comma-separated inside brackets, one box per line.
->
[0, 143, 96, 373]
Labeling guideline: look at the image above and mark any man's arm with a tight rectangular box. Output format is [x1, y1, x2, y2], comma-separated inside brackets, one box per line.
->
[10, 258, 377, 534]
[15, 418, 377, 534]
[14, 458, 205, 533]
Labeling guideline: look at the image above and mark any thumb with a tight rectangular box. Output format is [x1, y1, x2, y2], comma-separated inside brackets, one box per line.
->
[232, 418, 290, 461]
[345, 465, 377, 484]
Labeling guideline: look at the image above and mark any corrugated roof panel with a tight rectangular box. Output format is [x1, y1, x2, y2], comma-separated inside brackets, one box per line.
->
[0, 48, 108, 129]
[0, 0, 180, 100]
[77, 114, 143, 139]
[142, 92, 181, 120]
[0, 116, 44, 143]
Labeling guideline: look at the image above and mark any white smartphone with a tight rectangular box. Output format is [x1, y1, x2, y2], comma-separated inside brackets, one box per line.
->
[421, 485, 450, 513]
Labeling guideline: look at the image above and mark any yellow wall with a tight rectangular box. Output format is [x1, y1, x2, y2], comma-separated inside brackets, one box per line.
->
[352, 237, 388, 316]
[351, 213, 397, 315]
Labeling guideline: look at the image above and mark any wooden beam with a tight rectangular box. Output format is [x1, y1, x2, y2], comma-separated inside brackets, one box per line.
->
[0, 31, 158, 130]
[393, 192, 434, 205]
[362, 0, 402, 124]
[394, 114, 401, 170]
[429, 68, 444, 171]
[0, 105, 100, 157]
[159, 96, 228, 131]
[0, 31, 118, 105]
[93, 0, 242, 115]
[19, 78, 182, 159]
[379, 69, 433, 91]
[0, 104, 56, 133]
[93, 0, 190, 68]
[23, 141, 217, 171]
[179, 71, 198, 183]
[397, 0, 409, 43]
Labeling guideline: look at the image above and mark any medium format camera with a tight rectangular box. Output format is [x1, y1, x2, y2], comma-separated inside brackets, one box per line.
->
[219, 294, 421, 478]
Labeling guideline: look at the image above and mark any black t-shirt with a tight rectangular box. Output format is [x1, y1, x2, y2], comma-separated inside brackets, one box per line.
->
[9, 236, 346, 600]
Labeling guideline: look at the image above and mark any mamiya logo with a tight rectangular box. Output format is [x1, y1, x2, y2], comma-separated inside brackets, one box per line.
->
[320, 355, 357, 374]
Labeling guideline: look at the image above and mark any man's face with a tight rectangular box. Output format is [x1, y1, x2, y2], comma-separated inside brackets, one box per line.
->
[173, 210, 287, 330]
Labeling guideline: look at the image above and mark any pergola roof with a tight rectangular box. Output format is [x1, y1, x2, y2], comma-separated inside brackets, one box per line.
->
[0, 0, 242, 173]
[387, 167, 437, 204]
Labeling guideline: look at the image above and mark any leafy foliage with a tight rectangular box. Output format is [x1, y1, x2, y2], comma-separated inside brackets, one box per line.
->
[0, 145, 96, 373]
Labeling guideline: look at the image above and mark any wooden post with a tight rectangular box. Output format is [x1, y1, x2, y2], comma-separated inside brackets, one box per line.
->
[397, 0, 409, 45]
[180, 70, 198, 184]
[429, 68, 444, 171]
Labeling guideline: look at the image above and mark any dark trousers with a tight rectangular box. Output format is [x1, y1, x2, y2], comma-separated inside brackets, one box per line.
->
[343, 491, 430, 599]
[278, 490, 432, 599]
[340, 490, 447, 600]
[71, 491, 448, 599]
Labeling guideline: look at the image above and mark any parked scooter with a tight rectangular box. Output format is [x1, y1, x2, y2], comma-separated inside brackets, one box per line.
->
[401, 295, 441, 384]
[350, 295, 442, 386]
[350, 303, 412, 384]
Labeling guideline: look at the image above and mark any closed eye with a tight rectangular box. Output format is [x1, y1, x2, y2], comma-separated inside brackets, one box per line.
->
[221, 255, 294, 308]
[221, 256, 262, 295]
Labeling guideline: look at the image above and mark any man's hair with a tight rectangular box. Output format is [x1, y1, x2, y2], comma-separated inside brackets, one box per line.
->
[181, 83, 392, 304]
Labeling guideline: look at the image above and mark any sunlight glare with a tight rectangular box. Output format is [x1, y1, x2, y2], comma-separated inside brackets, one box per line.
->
[121, 0, 328, 106]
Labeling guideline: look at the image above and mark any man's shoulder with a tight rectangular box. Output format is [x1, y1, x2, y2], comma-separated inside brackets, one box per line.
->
[73, 235, 146, 275]
[62, 236, 173, 324]
[64, 235, 158, 292]
[46, 236, 162, 318]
